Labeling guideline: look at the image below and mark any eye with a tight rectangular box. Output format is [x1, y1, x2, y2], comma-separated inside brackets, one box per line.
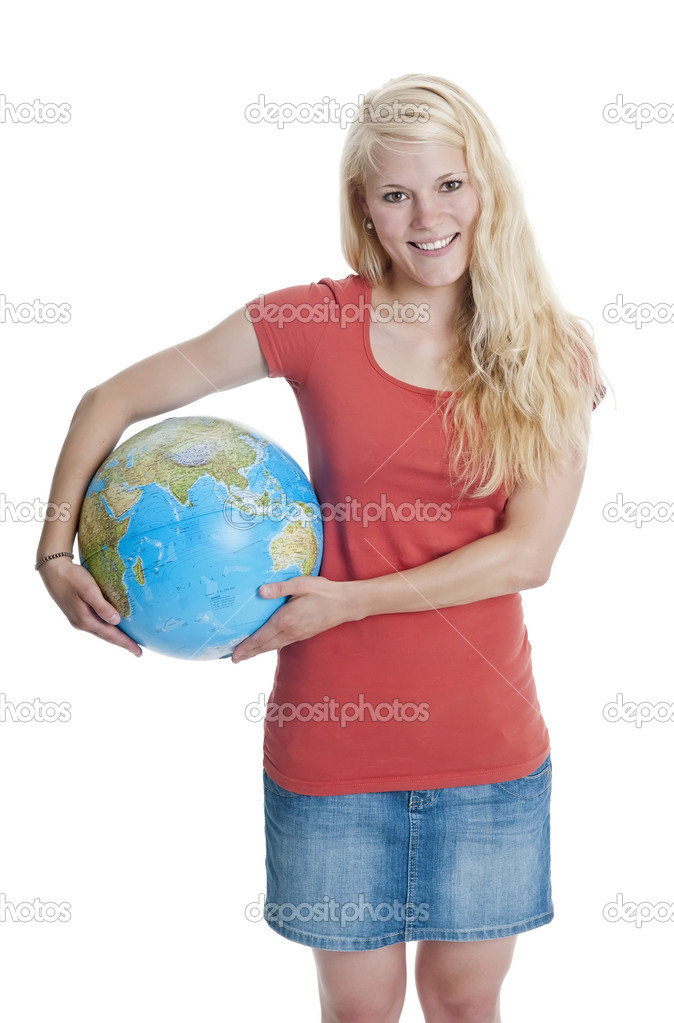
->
[381, 179, 463, 203]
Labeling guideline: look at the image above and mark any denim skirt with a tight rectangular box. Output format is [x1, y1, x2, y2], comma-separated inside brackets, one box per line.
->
[262, 752, 553, 950]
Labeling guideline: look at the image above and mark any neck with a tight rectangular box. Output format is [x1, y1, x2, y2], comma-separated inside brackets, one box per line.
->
[378, 266, 469, 335]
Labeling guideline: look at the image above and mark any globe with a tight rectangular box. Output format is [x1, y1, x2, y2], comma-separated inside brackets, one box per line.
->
[77, 415, 323, 660]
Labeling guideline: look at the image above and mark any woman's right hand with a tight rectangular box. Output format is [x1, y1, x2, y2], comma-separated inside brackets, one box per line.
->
[38, 559, 143, 657]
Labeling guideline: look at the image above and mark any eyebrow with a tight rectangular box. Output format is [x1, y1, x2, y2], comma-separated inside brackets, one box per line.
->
[374, 171, 467, 190]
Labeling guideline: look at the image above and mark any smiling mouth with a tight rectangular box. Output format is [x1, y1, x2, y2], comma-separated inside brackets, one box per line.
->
[409, 233, 458, 250]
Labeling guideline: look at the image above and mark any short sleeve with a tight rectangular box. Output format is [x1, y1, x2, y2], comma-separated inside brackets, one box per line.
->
[245, 279, 337, 394]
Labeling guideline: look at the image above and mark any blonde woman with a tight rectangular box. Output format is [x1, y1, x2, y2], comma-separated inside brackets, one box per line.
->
[36, 74, 606, 1023]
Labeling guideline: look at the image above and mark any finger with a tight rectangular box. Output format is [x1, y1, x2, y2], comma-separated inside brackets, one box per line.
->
[78, 584, 123, 625]
[72, 605, 143, 657]
[79, 586, 142, 653]
[233, 627, 294, 661]
[97, 624, 144, 657]
[93, 601, 122, 625]
[231, 638, 261, 661]
[259, 576, 308, 599]
[232, 624, 280, 661]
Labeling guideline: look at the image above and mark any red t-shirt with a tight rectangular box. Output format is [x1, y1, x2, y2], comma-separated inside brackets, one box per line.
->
[246, 273, 564, 795]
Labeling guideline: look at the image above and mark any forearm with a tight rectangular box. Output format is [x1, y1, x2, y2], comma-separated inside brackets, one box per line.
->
[35, 387, 130, 563]
[349, 530, 544, 619]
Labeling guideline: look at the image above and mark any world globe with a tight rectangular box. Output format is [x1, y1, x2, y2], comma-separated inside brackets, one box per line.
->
[77, 415, 323, 660]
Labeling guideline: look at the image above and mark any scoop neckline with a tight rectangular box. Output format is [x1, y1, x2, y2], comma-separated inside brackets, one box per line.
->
[361, 276, 454, 396]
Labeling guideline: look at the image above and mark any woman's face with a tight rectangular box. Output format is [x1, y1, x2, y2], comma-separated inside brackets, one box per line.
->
[358, 142, 480, 293]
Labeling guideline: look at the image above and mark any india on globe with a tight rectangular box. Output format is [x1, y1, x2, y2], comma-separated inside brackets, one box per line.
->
[76, 416, 324, 660]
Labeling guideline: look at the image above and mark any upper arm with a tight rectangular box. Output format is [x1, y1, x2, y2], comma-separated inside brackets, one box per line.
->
[501, 452, 588, 586]
[92, 305, 270, 425]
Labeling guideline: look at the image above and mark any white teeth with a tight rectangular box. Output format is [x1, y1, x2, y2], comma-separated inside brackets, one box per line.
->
[412, 234, 457, 250]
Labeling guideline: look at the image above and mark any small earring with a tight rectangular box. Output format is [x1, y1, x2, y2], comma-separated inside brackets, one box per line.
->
[363, 217, 375, 235]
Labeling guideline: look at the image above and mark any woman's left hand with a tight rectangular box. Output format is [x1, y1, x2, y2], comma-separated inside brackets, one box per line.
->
[230, 576, 360, 662]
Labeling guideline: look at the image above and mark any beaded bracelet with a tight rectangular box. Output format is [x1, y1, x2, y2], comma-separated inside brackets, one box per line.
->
[35, 551, 74, 571]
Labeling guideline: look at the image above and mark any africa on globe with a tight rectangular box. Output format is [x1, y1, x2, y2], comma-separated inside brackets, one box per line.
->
[77, 416, 323, 660]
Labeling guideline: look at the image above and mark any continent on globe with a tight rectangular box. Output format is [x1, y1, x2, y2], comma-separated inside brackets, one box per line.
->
[77, 416, 324, 660]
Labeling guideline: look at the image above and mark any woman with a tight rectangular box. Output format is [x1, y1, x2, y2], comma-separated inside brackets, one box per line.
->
[36, 74, 606, 1023]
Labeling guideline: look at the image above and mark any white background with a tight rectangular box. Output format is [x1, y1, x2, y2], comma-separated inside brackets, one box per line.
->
[1, 0, 673, 1019]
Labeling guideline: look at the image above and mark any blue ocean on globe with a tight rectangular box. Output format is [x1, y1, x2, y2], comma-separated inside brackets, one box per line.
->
[77, 416, 323, 660]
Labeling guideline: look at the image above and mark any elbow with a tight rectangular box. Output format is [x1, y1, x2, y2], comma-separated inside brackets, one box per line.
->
[525, 567, 550, 589]
[70, 384, 129, 434]
[75, 385, 106, 415]
[507, 539, 551, 590]
[522, 555, 551, 590]
[79, 383, 126, 418]
[69, 387, 98, 426]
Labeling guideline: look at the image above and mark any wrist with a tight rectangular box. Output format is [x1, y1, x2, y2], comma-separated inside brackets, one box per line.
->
[345, 578, 378, 622]
[35, 551, 75, 571]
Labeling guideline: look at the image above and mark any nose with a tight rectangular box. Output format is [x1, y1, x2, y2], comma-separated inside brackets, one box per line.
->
[409, 193, 447, 233]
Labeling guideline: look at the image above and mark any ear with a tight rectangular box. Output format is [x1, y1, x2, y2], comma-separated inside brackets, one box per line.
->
[357, 189, 370, 218]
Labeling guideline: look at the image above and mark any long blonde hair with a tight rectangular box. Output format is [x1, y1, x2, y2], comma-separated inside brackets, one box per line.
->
[340, 74, 608, 499]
